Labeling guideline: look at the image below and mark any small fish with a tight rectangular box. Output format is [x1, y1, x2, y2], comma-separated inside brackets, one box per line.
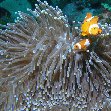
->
[74, 39, 91, 51]
[81, 13, 102, 36]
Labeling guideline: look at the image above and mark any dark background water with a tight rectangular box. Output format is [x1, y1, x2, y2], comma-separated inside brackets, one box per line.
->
[0, 0, 111, 25]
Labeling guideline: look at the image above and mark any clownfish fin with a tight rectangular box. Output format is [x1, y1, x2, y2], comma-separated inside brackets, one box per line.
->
[86, 13, 92, 18]
[84, 13, 92, 22]
[83, 47, 87, 51]
[90, 16, 99, 24]
[81, 32, 87, 36]
[98, 29, 102, 34]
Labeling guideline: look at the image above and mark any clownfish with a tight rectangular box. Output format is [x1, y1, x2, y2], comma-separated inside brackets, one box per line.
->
[81, 13, 102, 36]
[74, 39, 91, 51]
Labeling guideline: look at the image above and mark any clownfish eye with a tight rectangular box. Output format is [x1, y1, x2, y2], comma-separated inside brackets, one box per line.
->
[74, 45, 79, 49]
[75, 45, 78, 48]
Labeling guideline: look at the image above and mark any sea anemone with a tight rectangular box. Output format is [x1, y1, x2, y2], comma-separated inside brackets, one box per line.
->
[0, 0, 111, 111]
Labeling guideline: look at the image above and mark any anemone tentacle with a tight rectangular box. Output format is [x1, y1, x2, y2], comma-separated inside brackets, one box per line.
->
[0, 0, 111, 111]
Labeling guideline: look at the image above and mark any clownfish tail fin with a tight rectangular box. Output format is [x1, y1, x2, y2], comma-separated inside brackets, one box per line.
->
[98, 29, 102, 34]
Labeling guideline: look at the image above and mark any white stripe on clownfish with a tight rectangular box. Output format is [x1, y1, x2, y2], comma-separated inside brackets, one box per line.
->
[84, 39, 90, 46]
[88, 24, 99, 34]
[76, 43, 81, 49]
[86, 16, 94, 22]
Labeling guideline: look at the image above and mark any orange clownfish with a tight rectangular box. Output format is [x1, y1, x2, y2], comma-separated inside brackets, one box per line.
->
[81, 13, 102, 36]
[74, 39, 91, 51]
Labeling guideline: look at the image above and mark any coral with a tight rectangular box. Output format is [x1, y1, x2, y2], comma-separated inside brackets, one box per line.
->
[0, 0, 111, 111]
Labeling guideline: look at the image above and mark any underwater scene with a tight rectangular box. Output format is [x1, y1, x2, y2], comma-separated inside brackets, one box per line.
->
[0, 0, 111, 111]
